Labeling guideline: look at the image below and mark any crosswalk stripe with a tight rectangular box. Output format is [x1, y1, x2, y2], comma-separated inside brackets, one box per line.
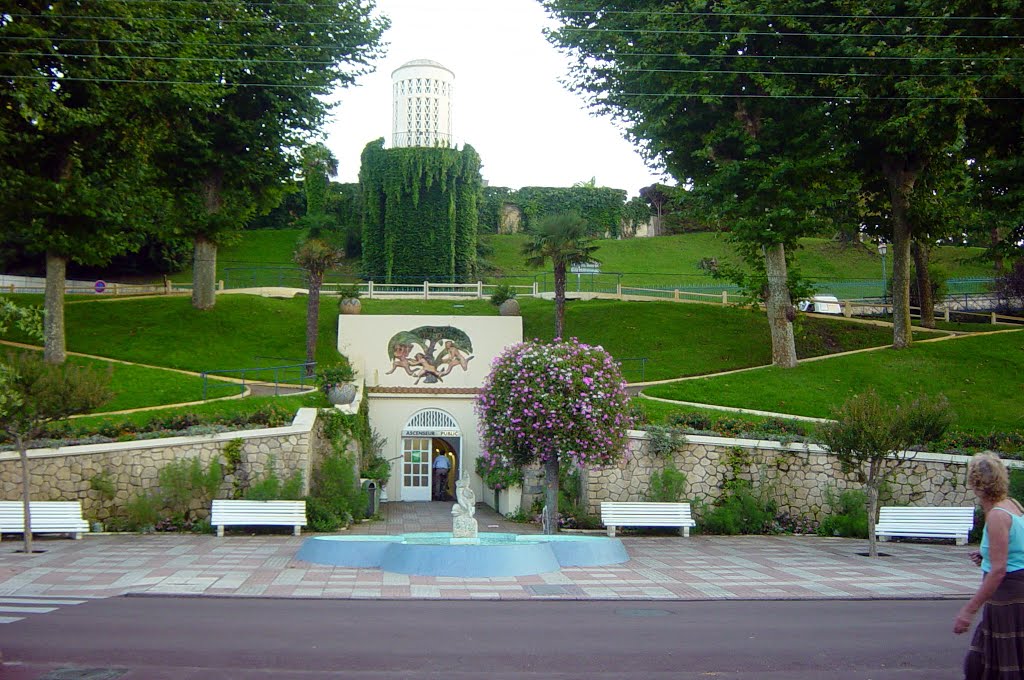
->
[0, 598, 87, 605]
[0, 596, 91, 624]
[0, 606, 58, 614]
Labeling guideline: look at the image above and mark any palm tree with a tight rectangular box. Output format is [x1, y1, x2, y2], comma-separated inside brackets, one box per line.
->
[522, 212, 599, 339]
[295, 143, 343, 376]
[294, 237, 345, 376]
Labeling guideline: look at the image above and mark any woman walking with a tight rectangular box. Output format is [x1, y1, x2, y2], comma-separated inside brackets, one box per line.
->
[954, 452, 1024, 678]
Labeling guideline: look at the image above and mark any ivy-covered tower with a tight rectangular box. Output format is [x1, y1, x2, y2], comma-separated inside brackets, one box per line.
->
[359, 139, 481, 283]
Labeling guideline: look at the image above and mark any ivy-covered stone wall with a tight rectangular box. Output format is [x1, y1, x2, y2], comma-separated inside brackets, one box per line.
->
[478, 185, 631, 238]
[359, 138, 481, 283]
[583, 432, 974, 519]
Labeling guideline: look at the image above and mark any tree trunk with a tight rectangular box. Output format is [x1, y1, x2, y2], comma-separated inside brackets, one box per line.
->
[991, 227, 1004, 274]
[17, 435, 33, 555]
[866, 481, 879, 558]
[192, 236, 218, 310]
[542, 456, 559, 535]
[912, 241, 935, 329]
[763, 243, 798, 368]
[553, 263, 567, 340]
[882, 160, 919, 350]
[43, 251, 67, 365]
[304, 270, 323, 377]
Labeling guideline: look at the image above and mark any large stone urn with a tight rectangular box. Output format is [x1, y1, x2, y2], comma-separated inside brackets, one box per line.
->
[327, 383, 357, 405]
[339, 297, 362, 315]
[498, 298, 520, 316]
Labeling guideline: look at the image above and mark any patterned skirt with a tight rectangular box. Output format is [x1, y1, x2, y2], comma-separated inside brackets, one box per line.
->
[965, 570, 1024, 679]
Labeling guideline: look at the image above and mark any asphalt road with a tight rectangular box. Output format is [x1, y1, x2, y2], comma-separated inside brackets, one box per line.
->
[1, 597, 969, 679]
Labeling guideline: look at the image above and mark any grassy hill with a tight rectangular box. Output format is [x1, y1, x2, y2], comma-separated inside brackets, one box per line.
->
[643, 330, 1024, 433]
[163, 229, 994, 293]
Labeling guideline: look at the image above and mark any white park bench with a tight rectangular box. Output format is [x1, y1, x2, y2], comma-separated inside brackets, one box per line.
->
[0, 501, 90, 540]
[210, 499, 307, 537]
[875, 506, 975, 546]
[600, 501, 696, 537]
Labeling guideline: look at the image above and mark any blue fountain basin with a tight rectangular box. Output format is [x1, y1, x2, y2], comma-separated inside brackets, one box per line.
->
[295, 532, 629, 577]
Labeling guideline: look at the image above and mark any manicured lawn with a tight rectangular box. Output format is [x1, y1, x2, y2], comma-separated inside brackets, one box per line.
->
[2, 295, 942, 387]
[1, 348, 241, 412]
[2, 295, 344, 380]
[153, 229, 992, 293]
[167, 228, 360, 286]
[643, 330, 1024, 432]
[481, 233, 993, 289]
[67, 393, 324, 431]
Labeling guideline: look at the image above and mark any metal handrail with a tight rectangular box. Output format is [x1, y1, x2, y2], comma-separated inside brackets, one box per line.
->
[200, 362, 315, 400]
[618, 357, 649, 383]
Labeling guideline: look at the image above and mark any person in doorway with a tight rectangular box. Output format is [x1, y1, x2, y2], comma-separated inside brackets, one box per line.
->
[954, 451, 1024, 678]
[432, 452, 451, 501]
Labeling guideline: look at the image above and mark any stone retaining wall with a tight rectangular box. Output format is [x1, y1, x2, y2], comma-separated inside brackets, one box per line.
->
[0, 409, 324, 523]
[584, 431, 978, 519]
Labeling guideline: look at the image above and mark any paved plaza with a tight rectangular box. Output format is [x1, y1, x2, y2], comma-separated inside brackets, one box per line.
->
[0, 501, 977, 602]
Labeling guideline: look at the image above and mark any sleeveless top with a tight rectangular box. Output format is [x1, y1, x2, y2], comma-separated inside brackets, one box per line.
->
[981, 506, 1024, 573]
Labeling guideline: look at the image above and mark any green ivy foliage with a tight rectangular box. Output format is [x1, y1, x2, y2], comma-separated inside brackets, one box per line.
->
[359, 139, 482, 283]
[514, 186, 628, 237]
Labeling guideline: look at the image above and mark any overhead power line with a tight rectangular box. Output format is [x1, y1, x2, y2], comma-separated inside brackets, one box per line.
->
[0, 35, 348, 50]
[0, 51, 335, 66]
[4, 73, 1021, 99]
[1, 52, 1012, 77]
[5, 12, 350, 27]
[556, 26, 1024, 40]
[555, 9, 1023, 21]
[1, 74, 334, 88]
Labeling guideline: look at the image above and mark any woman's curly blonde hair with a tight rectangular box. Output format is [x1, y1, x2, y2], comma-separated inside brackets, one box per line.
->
[967, 452, 1009, 503]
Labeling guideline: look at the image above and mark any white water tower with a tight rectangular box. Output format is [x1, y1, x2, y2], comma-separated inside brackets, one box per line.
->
[391, 59, 455, 148]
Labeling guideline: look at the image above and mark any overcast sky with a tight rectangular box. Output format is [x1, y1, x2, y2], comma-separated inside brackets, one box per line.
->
[322, 0, 669, 196]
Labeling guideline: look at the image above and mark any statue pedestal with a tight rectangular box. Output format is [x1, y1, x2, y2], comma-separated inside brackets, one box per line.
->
[453, 515, 478, 539]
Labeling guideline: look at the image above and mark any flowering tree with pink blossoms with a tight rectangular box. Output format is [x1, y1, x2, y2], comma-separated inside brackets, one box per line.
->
[476, 338, 631, 534]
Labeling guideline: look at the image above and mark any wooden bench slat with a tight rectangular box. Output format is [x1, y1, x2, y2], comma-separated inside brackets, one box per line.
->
[875, 506, 974, 545]
[600, 501, 696, 538]
[0, 501, 89, 540]
[211, 500, 307, 537]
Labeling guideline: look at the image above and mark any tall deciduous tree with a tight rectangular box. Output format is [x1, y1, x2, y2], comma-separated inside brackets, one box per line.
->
[0, 1, 175, 363]
[542, 0, 854, 368]
[147, 0, 386, 310]
[522, 213, 598, 340]
[1, 352, 111, 555]
[819, 389, 953, 557]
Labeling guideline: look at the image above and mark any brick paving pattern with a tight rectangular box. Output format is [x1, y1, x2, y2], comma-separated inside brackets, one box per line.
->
[0, 502, 976, 602]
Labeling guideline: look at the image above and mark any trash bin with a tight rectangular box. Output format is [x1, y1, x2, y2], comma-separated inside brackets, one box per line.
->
[362, 479, 379, 517]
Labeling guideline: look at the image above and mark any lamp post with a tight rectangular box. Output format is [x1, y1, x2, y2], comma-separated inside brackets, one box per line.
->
[877, 242, 888, 309]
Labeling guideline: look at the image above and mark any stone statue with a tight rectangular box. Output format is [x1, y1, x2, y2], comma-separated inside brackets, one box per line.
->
[451, 478, 478, 539]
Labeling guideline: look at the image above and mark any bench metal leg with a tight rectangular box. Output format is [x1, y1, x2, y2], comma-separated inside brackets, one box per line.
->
[956, 536, 967, 546]
[217, 525, 225, 538]
[679, 527, 690, 538]
[607, 526, 617, 538]
[293, 526, 301, 537]
[73, 532, 82, 540]
[878, 535, 890, 542]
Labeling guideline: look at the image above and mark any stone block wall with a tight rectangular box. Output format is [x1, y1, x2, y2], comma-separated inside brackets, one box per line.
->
[0, 409, 322, 523]
[584, 431, 976, 519]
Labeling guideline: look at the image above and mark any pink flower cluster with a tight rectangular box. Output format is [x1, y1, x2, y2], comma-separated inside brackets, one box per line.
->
[475, 338, 632, 473]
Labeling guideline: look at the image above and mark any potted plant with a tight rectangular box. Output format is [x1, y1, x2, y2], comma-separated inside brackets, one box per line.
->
[317, 362, 357, 405]
[338, 283, 362, 315]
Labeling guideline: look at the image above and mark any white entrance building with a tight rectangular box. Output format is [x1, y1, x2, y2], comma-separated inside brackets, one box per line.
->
[338, 315, 523, 503]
